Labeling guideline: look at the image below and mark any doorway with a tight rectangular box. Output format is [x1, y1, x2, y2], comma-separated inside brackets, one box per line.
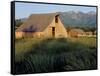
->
[52, 27, 55, 37]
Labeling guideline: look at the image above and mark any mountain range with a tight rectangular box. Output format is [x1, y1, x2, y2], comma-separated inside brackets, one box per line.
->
[18, 11, 96, 28]
[59, 11, 96, 28]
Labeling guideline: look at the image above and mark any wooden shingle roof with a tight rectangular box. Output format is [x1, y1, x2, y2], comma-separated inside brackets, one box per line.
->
[16, 13, 59, 32]
[70, 28, 84, 34]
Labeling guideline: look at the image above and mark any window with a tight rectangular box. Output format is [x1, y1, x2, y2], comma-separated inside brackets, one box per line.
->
[55, 15, 59, 23]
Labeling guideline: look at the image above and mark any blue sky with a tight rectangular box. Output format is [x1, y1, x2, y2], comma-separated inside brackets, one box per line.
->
[15, 2, 96, 19]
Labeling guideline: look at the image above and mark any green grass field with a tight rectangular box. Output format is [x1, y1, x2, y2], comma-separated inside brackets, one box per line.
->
[15, 37, 97, 74]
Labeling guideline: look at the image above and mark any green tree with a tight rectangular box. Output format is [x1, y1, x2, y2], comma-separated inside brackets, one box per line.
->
[15, 19, 23, 27]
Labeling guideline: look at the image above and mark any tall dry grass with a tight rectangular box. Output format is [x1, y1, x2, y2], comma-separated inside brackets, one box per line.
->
[15, 37, 97, 74]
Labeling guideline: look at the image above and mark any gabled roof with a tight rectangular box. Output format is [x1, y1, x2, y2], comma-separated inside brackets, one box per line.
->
[16, 13, 60, 32]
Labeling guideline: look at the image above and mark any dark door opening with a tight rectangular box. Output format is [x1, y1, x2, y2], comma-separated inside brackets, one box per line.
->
[52, 27, 55, 37]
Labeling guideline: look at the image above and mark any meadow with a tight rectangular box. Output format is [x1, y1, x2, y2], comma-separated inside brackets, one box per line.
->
[15, 37, 97, 74]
